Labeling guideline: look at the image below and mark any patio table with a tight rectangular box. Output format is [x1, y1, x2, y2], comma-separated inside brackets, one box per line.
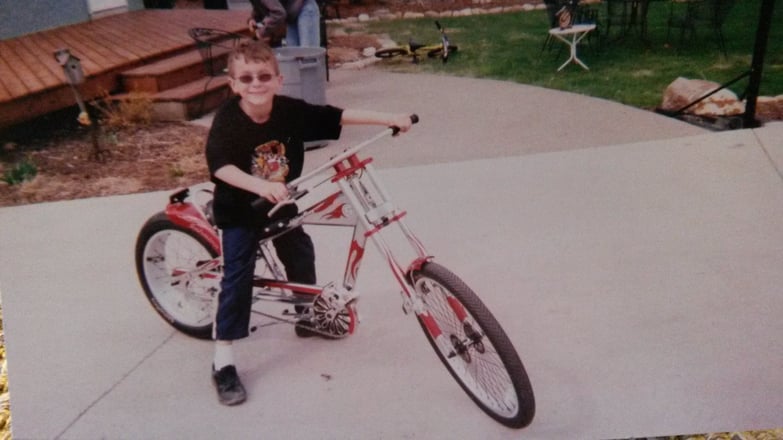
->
[548, 23, 597, 71]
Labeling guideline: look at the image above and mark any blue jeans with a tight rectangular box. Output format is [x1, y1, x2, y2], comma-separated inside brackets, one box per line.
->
[214, 225, 315, 341]
[285, 0, 321, 47]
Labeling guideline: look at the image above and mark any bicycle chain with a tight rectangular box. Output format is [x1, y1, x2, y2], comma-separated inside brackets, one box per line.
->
[251, 310, 351, 339]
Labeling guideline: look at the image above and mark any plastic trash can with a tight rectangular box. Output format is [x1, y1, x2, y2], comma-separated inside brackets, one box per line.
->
[275, 47, 327, 105]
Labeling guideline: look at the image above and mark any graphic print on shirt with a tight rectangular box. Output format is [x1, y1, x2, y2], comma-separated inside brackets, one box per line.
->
[252, 140, 289, 182]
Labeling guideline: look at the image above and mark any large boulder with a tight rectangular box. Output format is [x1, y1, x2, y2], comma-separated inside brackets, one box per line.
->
[660, 77, 744, 116]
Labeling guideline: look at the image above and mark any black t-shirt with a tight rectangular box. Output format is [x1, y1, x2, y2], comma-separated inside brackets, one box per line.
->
[205, 94, 343, 228]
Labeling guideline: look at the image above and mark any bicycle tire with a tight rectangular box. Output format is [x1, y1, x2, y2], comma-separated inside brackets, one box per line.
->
[411, 261, 535, 428]
[135, 212, 218, 339]
[375, 48, 409, 59]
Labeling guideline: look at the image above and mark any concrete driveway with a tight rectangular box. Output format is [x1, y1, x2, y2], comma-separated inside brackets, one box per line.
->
[1, 69, 782, 439]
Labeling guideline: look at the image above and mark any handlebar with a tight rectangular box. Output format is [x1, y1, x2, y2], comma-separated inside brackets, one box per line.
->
[251, 114, 419, 216]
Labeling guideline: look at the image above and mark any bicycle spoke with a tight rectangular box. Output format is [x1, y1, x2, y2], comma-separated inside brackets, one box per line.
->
[142, 228, 217, 327]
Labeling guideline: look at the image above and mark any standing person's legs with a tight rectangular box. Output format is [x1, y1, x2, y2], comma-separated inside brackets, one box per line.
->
[286, 0, 321, 47]
[286, 22, 300, 47]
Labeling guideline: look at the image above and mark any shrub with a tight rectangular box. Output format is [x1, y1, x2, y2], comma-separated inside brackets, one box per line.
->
[2, 159, 37, 185]
[93, 92, 154, 129]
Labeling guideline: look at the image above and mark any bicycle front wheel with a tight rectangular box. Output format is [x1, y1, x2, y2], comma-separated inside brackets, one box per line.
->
[135, 212, 219, 339]
[411, 262, 535, 429]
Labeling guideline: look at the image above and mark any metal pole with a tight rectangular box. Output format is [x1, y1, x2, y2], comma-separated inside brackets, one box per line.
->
[743, 0, 776, 128]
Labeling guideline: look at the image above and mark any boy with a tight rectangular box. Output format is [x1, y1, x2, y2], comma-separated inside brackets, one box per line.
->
[205, 40, 412, 406]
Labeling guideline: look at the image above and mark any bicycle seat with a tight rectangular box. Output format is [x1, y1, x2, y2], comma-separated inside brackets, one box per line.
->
[260, 218, 291, 240]
[252, 201, 299, 240]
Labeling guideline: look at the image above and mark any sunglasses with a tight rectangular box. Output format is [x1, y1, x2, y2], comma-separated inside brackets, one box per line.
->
[234, 72, 277, 84]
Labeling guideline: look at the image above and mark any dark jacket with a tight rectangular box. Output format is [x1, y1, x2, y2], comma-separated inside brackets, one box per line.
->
[249, 0, 305, 41]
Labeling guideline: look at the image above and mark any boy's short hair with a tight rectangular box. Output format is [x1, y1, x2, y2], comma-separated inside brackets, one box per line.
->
[228, 40, 279, 77]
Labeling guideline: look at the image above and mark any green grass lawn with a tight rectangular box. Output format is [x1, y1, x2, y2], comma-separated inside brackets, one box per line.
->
[362, 0, 782, 110]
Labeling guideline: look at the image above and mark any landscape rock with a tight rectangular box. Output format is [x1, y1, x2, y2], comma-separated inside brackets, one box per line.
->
[402, 11, 425, 18]
[661, 77, 744, 117]
[756, 95, 783, 121]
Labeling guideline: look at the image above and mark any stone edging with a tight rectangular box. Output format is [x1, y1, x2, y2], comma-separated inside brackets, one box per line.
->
[326, 2, 547, 69]
[327, 2, 545, 24]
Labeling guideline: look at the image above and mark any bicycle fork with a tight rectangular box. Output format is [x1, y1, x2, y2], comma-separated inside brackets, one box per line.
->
[334, 158, 469, 348]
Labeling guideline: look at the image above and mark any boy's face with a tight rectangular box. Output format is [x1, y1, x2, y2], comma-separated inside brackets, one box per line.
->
[229, 57, 283, 109]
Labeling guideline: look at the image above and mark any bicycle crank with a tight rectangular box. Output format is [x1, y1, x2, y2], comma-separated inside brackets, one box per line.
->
[311, 283, 359, 337]
[250, 283, 359, 339]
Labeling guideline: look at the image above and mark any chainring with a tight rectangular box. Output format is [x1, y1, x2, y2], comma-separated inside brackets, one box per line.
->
[311, 287, 358, 337]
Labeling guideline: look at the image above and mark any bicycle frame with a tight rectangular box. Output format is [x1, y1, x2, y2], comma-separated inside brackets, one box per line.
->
[375, 21, 455, 64]
[163, 126, 451, 334]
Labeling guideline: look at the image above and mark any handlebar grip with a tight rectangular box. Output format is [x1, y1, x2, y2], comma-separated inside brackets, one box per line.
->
[391, 114, 419, 136]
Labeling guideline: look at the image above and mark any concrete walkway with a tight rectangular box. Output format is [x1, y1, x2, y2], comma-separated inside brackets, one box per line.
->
[1, 69, 782, 439]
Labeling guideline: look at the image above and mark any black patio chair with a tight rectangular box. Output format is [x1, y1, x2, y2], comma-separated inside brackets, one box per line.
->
[574, 2, 601, 50]
[188, 27, 245, 77]
[603, 0, 630, 42]
[188, 28, 246, 115]
[667, 0, 735, 57]
[541, 0, 561, 52]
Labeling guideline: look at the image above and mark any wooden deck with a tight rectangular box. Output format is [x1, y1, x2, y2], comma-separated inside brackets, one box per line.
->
[0, 9, 250, 128]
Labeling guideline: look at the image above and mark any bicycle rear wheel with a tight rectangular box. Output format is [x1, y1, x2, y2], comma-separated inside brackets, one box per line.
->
[135, 212, 218, 339]
[411, 262, 534, 429]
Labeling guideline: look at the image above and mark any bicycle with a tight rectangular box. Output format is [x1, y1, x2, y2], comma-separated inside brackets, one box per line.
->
[134, 116, 534, 429]
[374, 21, 458, 63]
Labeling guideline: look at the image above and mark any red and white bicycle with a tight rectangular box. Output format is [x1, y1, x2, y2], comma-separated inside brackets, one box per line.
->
[134, 116, 535, 428]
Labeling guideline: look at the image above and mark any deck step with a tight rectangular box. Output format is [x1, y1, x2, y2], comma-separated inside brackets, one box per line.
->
[151, 75, 232, 121]
[121, 46, 232, 94]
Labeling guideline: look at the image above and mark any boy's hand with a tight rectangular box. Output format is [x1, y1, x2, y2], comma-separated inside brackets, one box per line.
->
[390, 114, 414, 133]
[253, 179, 288, 203]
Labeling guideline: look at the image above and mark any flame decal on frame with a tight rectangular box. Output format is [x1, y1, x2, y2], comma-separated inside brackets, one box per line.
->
[323, 203, 348, 220]
[313, 192, 341, 213]
[347, 239, 365, 283]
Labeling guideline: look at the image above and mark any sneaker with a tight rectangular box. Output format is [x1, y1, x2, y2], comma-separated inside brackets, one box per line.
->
[211, 365, 247, 406]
